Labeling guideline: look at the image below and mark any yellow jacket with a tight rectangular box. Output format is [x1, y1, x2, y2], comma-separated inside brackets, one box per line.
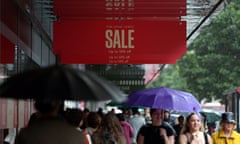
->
[212, 129, 240, 144]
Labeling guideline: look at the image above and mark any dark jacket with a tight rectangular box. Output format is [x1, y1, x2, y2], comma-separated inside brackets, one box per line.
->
[15, 118, 86, 144]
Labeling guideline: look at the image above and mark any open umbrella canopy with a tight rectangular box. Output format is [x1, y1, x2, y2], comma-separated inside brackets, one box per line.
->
[123, 87, 201, 112]
[200, 108, 221, 124]
[0, 64, 126, 102]
[106, 101, 145, 109]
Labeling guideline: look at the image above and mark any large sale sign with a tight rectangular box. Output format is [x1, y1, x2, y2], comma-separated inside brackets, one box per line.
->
[53, 20, 186, 64]
[53, 0, 186, 64]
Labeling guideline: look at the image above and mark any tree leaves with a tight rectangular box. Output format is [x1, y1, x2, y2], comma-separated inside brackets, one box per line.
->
[148, 0, 240, 103]
[180, 0, 240, 102]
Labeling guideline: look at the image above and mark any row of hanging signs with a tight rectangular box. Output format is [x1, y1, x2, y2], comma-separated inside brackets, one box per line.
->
[53, 0, 187, 64]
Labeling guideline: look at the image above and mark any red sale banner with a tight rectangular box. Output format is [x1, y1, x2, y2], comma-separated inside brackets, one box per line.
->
[54, 20, 186, 64]
[54, 0, 186, 19]
[53, 0, 187, 64]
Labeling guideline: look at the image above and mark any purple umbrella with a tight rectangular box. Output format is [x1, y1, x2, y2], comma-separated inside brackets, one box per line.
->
[124, 87, 201, 112]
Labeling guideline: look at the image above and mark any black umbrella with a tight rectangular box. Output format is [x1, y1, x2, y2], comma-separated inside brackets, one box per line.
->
[0, 64, 126, 102]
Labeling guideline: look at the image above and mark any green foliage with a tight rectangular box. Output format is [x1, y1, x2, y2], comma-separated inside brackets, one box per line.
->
[181, 0, 240, 102]
[147, 64, 188, 91]
[148, 0, 240, 103]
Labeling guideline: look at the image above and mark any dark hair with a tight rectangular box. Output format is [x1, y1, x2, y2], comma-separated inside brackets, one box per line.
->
[164, 110, 170, 113]
[64, 108, 84, 127]
[178, 115, 184, 120]
[186, 113, 196, 123]
[84, 108, 90, 113]
[178, 115, 185, 123]
[132, 107, 139, 115]
[87, 112, 101, 128]
[150, 108, 163, 116]
[34, 99, 63, 114]
[116, 113, 125, 121]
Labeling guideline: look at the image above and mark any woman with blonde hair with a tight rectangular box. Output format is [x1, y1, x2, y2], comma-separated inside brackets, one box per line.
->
[212, 112, 240, 144]
[91, 112, 126, 144]
[179, 112, 212, 144]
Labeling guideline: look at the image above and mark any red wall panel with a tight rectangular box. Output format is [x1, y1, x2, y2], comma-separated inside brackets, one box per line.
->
[0, 34, 14, 64]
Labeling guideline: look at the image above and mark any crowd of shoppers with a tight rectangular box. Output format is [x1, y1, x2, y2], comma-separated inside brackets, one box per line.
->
[12, 100, 240, 144]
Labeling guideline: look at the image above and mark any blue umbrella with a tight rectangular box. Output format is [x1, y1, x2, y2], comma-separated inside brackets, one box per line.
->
[124, 87, 201, 112]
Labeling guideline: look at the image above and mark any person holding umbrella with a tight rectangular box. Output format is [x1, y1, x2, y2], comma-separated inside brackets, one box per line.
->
[14, 99, 87, 144]
[0, 65, 126, 144]
[212, 112, 240, 144]
[137, 108, 175, 144]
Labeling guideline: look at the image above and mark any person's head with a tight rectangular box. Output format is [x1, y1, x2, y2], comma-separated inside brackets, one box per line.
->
[132, 107, 139, 115]
[178, 115, 185, 124]
[97, 107, 104, 117]
[144, 108, 150, 115]
[150, 108, 164, 126]
[124, 108, 133, 118]
[219, 112, 237, 131]
[97, 107, 104, 114]
[64, 108, 84, 127]
[97, 112, 123, 138]
[34, 99, 63, 117]
[163, 110, 170, 119]
[86, 112, 101, 129]
[116, 113, 125, 121]
[200, 112, 207, 124]
[110, 108, 115, 114]
[181, 113, 203, 134]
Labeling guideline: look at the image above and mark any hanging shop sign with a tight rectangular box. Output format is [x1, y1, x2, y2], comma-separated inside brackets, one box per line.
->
[53, 0, 186, 19]
[53, 20, 186, 64]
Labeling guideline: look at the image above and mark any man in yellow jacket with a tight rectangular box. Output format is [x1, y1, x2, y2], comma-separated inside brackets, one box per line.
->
[212, 112, 240, 144]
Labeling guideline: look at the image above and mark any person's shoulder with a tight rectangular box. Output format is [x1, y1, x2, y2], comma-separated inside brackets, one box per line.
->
[162, 121, 170, 126]
[179, 133, 187, 138]
[16, 122, 85, 144]
[140, 123, 151, 130]
[162, 121, 174, 129]
[211, 130, 220, 138]
[120, 121, 131, 127]
[232, 130, 240, 137]
[123, 121, 133, 127]
[178, 133, 188, 142]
